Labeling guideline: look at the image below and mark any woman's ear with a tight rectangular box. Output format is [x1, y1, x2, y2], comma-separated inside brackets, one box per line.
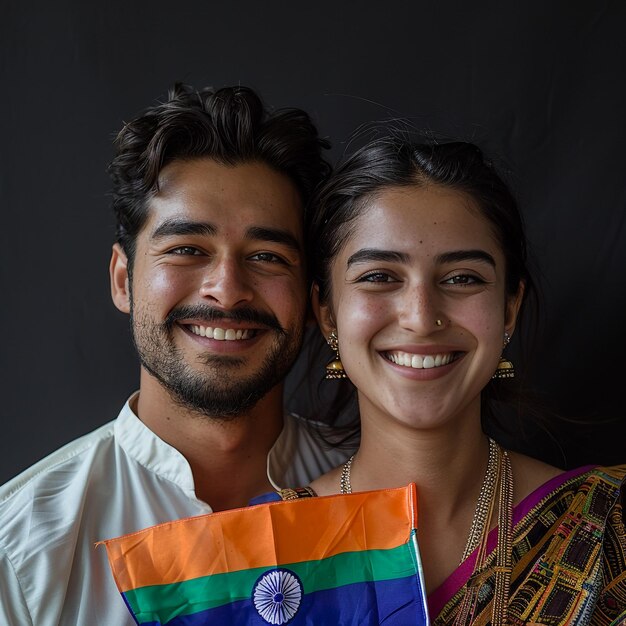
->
[504, 280, 525, 337]
[310, 283, 335, 339]
[110, 243, 131, 314]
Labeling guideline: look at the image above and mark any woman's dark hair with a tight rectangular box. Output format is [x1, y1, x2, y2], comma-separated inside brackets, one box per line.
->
[304, 136, 538, 441]
[109, 82, 331, 268]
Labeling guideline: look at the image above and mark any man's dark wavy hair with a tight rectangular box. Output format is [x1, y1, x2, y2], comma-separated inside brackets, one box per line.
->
[109, 83, 331, 267]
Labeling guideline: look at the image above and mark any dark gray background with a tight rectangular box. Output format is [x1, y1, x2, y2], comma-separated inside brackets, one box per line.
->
[2, 1, 625, 483]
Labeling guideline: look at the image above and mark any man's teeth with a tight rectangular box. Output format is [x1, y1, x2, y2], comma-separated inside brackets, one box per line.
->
[189, 325, 254, 340]
[385, 351, 454, 369]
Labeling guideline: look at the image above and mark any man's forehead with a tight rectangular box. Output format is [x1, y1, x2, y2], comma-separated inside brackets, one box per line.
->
[142, 158, 304, 238]
[155, 158, 301, 205]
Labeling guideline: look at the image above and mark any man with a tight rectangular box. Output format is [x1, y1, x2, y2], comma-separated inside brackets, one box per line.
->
[0, 84, 351, 625]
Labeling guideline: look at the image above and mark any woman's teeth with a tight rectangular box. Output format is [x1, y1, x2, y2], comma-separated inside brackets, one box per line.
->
[189, 325, 254, 341]
[385, 351, 454, 369]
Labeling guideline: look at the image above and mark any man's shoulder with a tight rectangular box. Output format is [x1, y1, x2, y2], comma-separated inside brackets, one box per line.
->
[270, 414, 357, 488]
[0, 419, 122, 624]
[0, 403, 206, 626]
[0, 420, 116, 511]
[287, 413, 358, 454]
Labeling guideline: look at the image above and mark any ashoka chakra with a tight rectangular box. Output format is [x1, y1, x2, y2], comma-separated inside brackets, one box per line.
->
[252, 568, 303, 624]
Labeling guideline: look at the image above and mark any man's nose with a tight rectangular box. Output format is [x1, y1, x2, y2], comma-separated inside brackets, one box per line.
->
[198, 256, 255, 309]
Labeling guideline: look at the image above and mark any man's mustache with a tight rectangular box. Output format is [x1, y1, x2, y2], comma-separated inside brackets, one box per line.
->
[164, 305, 286, 335]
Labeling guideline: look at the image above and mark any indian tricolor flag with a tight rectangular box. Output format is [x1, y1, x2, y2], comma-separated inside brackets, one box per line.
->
[102, 484, 429, 625]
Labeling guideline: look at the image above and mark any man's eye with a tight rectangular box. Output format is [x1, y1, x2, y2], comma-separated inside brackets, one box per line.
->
[250, 252, 284, 264]
[169, 246, 201, 256]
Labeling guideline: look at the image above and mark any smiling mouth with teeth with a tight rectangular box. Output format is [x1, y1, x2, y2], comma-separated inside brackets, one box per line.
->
[188, 325, 256, 341]
[384, 350, 459, 369]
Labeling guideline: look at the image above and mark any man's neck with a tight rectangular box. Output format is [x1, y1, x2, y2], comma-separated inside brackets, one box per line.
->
[135, 373, 285, 510]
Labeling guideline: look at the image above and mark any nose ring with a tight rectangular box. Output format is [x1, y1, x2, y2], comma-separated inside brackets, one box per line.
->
[435, 319, 443, 327]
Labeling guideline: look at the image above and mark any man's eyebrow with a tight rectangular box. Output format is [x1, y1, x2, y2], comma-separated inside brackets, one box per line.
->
[435, 250, 496, 267]
[346, 249, 410, 267]
[246, 226, 301, 253]
[151, 219, 217, 240]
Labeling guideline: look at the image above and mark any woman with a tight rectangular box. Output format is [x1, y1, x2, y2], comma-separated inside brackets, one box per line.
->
[280, 139, 626, 624]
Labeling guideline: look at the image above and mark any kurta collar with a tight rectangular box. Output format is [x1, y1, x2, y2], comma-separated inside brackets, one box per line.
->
[115, 392, 297, 496]
[114, 392, 197, 496]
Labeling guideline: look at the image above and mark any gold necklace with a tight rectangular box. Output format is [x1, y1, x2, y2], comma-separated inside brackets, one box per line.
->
[455, 442, 513, 626]
[340, 454, 354, 494]
[340, 442, 514, 625]
[461, 438, 499, 562]
[491, 448, 513, 626]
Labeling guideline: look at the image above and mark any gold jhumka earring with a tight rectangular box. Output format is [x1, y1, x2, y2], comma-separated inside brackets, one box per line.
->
[324, 330, 347, 379]
[492, 331, 515, 379]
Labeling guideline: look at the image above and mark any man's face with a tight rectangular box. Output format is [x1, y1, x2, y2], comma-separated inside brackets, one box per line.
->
[112, 158, 307, 418]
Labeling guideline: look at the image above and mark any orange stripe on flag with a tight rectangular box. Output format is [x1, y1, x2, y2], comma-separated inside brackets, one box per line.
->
[101, 484, 417, 592]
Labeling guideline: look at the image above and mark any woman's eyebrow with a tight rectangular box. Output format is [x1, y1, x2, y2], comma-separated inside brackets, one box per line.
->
[435, 249, 496, 267]
[346, 248, 410, 267]
[345, 248, 496, 268]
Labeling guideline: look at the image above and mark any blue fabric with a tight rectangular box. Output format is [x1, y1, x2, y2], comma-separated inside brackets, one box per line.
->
[248, 491, 281, 505]
[140, 577, 428, 625]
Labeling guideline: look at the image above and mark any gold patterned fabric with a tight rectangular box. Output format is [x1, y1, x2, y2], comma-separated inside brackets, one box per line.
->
[433, 466, 626, 625]
[277, 486, 317, 500]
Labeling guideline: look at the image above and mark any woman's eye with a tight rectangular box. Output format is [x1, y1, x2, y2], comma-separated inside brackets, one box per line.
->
[359, 272, 395, 283]
[444, 274, 483, 285]
[169, 246, 201, 256]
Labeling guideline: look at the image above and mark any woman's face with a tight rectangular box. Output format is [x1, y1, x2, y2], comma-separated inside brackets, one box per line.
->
[315, 184, 523, 433]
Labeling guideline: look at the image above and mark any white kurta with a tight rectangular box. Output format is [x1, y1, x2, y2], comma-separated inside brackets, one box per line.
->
[0, 394, 352, 625]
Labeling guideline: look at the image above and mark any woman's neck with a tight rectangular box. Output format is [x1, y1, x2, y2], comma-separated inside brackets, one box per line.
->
[353, 417, 489, 521]
[310, 411, 492, 593]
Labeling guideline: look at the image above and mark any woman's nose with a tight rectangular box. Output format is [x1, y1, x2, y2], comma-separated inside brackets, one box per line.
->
[397, 283, 445, 335]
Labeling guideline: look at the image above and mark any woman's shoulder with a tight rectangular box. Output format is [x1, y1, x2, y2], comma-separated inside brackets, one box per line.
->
[510, 451, 626, 506]
[513, 458, 626, 534]
[574, 464, 626, 523]
[564, 463, 626, 505]
[588, 464, 626, 484]
[508, 455, 626, 542]
[508, 451, 565, 506]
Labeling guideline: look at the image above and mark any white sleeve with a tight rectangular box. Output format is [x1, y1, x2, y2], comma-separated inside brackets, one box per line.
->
[0, 548, 33, 626]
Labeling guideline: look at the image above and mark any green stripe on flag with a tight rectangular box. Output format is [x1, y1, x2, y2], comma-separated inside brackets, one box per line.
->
[125, 543, 418, 623]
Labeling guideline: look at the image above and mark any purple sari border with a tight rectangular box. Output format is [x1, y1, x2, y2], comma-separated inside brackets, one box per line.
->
[511, 464, 595, 526]
[427, 464, 596, 618]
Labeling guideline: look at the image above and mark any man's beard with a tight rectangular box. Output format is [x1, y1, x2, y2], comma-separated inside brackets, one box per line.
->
[130, 303, 303, 419]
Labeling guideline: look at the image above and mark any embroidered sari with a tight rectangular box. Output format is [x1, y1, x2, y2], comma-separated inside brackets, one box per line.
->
[258, 465, 626, 624]
[430, 465, 626, 625]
